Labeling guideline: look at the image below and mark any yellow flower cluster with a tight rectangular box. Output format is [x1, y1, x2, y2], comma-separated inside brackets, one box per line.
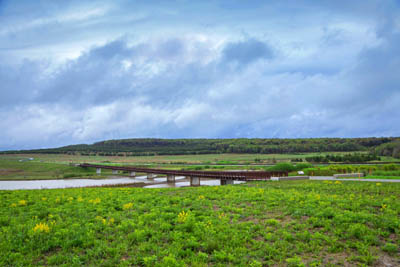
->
[89, 198, 101, 204]
[18, 200, 27, 206]
[96, 216, 114, 225]
[33, 222, 50, 233]
[198, 195, 205, 200]
[123, 202, 133, 210]
[178, 211, 189, 223]
[376, 183, 382, 186]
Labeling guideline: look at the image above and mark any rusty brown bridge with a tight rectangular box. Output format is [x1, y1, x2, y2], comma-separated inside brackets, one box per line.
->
[79, 163, 288, 186]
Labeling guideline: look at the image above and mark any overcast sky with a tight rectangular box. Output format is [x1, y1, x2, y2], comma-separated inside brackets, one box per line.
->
[1, 0, 400, 150]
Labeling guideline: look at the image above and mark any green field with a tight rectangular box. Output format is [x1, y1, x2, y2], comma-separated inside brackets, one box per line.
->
[1, 181, 399, 266]
[2, 153, 400, 180]
[0, 158, 106, 180]
[1, 152, 392, 165]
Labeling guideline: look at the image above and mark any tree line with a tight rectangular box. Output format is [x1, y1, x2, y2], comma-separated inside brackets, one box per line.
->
[1, 137, 399, 158]
[305, 153, 381, 163]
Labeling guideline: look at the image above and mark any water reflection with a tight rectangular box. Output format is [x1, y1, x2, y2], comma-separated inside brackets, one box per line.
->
[0, 176, 148, 190]
[0, 176, 244, 190]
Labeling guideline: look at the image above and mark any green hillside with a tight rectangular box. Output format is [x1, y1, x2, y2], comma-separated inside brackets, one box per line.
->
[2, 137, 400, 157]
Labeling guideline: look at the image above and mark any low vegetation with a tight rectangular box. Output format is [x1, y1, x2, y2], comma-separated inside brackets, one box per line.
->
[1, 181, 399, 266]
[0, 159, 101, 180]
[304, 164, 400, 178]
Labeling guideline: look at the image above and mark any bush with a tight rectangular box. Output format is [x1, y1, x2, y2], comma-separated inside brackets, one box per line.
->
[382, 243, 398, 254]
[294, 163, 312, 171]
[268, 163, 296, 172]
[303, 168, 335, 176]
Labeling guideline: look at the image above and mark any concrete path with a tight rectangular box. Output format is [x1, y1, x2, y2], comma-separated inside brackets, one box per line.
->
[310, 176, 400, 183]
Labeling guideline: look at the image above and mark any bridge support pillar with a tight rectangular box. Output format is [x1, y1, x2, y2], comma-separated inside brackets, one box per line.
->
[112, 170, 118, 174]
[221, 179, 234, 185]
[147, 173, 155, 179]
[167, 174, 175, 183]
[190, 177, 200, 186]
[130, 171, 136, 177]
[96, 168, 101, 175]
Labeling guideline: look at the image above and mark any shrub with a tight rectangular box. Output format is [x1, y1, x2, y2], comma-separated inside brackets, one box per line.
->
[294, 163, 312, 171]
[268, 163, 296, 172]
[382, 243, 398, 254]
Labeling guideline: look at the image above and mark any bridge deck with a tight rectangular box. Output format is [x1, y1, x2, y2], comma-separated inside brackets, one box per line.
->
[79, 163, 287, 181]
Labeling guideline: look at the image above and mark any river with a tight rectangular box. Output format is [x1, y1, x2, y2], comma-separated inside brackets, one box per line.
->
[0, 176, 244, 190]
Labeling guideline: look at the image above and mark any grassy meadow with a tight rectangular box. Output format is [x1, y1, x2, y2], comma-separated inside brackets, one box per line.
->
[1, 153, 400, 180]
[1, 181, 399, 266]
[1, 151, 389, 165]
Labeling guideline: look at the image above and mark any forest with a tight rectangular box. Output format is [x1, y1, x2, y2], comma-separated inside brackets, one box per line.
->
[2, 137, 400, 158]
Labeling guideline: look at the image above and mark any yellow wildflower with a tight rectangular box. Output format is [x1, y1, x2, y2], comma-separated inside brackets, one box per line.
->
[41, 197, 47, 201]
[178, 211, 189, 223]
[10, 203, 17, 207]
[77, 196, 83, 202]
[123, 202, 133, 210]
[376, 183, 382, 186]
[18, 200, 27, 206]
[334, 181, 342, 185]
[198, 195, 205, 200]
[33, 222, 50, 233]
[89, 198, 101, 204]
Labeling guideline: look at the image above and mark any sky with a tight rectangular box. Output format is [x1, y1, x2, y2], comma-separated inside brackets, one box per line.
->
[1, 0, 400, 150]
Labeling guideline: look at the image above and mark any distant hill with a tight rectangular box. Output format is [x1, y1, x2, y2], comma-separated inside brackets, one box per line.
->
[2, 137, 399, 157]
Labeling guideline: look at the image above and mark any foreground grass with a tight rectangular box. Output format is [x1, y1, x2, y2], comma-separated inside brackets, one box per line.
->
[1, 181, 399, 266]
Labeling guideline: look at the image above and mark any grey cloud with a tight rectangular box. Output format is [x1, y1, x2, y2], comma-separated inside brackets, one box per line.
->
[222, 38, 274, 65]
[1, 0, 400, 150]
[1, 32, 400, 150]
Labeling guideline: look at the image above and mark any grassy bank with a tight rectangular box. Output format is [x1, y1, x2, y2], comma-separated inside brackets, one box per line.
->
[1, 181, 399, 266]
[0, 159, 105, 180]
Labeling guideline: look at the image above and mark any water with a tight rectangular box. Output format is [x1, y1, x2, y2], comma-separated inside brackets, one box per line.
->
[0, 176, 244, 190]
[0, 176, 149, 190]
